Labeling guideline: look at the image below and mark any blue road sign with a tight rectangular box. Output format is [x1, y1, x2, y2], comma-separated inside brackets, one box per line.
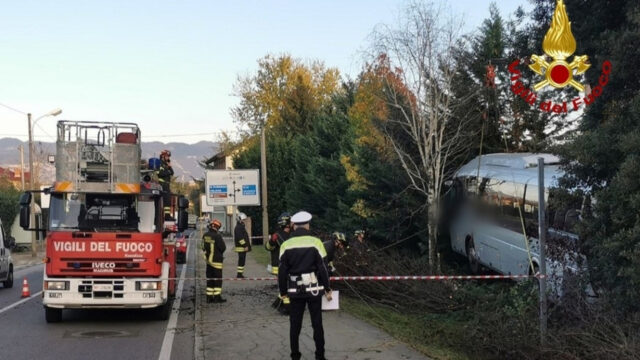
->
[242, 184, 257, 196]
[209, 185, 228, 198]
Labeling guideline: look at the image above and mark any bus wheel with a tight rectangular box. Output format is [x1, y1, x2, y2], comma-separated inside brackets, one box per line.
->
[466, 237, 480, 274]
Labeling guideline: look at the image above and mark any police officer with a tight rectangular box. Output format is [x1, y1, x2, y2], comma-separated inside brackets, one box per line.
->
[268, 212, 292, 312]
[234, 212, 251, 278]
[156, 150, 174, 219]
[202, 219, 226, 303]
[323, 232, 347, 276]
[279, 211, 331, 360]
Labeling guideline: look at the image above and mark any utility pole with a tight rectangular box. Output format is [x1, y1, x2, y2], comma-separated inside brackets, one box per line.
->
[537, 157, 548, 345]
[27, 113, 37, 258]
[260, 125, 269, 246]
[18, 145, 25, 190]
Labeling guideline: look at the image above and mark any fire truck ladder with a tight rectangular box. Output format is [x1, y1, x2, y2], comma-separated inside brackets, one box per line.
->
[56, 121, 141, 193]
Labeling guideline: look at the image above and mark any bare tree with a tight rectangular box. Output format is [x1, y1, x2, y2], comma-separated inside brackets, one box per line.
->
[370, 1, 476, 268]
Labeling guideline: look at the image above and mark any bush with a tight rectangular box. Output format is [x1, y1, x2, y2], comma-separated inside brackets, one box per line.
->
[0, 177, 20, 235]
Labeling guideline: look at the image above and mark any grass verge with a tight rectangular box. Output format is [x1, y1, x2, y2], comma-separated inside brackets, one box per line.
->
[341, 296, 469, 360]
[250, 243, 271, 267]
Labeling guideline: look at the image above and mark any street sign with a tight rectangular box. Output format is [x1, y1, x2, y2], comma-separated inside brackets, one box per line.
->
[200, 194, 214, 213]
[205, 169, 260, 206]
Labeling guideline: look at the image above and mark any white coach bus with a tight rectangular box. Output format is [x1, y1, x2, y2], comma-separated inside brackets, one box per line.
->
[447, 153, 587, 283]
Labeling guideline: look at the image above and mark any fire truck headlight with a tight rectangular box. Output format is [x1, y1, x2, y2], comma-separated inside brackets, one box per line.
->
[45, 281, 69, 291]
[136, 281, 161, 291]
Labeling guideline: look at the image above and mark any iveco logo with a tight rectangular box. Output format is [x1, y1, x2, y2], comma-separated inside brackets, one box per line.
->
[92, 262, 116, 269]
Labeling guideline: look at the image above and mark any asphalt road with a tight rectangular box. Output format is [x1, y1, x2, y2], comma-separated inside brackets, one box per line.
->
[0, 231, 198, 360]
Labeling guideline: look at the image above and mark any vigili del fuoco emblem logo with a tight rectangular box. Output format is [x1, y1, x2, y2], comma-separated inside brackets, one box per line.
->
[508, 0, 611, 114]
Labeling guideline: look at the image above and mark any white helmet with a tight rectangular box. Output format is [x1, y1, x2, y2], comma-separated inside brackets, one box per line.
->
[237, 212, 247, 221]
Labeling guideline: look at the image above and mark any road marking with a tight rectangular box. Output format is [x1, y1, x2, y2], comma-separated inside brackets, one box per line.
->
[0, 291, 43, 315]
[158, 238, 191, 360]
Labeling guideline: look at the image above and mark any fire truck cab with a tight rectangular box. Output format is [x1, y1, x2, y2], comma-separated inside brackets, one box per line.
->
[20, 121, 188, 322]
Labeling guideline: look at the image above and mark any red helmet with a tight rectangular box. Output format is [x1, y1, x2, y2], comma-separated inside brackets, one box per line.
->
[209, 219, 222, 230]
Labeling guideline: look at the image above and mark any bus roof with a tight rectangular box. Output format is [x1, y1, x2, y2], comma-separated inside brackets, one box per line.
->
[455, 153, 563, 187]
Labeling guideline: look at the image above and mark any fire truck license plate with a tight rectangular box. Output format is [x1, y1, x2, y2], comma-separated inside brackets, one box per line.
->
[143, 293, 156, 298]
[93, 284, 113, 291]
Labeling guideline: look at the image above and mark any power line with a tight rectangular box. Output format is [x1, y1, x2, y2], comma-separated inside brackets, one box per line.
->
[0, 102, 27, 115]
[144, 131, 237, 138]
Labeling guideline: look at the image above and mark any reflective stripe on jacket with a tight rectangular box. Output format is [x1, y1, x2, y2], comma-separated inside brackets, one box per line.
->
[202, 230, 226, 267]
[278, 228, 330, 298]
[234, 222, 251, 252]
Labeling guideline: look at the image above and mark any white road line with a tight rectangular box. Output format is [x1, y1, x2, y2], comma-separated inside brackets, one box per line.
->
[158, 238, 191, 360]
[0, 291, 43, 315]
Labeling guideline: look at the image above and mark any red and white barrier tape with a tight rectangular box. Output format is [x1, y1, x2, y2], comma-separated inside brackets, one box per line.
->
[160, 274, 545, 281]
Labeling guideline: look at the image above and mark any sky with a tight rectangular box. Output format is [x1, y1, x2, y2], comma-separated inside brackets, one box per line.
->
[0, 0, 530, 144]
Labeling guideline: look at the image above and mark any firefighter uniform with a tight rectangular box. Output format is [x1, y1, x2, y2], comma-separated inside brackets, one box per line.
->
[156, 153, 174, 218]
[202, 222, 226, 303]
[278, 211, 330, 360]
[322, 232, 347, 276]
[267, 229, 290, 275]
[322, 239, 337, 276]
[268, 227, 292, 312]
[234, 214, 251, 278]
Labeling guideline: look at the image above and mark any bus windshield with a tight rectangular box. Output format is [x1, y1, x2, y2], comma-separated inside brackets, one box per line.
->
[49, 193, 161, 232]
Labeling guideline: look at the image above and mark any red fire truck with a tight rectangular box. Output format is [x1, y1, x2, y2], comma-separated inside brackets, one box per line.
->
[19, 121, 188, 322]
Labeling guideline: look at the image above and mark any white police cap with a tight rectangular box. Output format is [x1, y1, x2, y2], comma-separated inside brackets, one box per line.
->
[291, 211, 312, 224]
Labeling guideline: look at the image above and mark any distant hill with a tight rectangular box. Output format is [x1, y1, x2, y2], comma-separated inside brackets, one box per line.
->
[0, 137, 217, 183]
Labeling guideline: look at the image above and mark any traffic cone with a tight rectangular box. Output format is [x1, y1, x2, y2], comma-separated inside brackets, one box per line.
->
[21, 278, 30, 298]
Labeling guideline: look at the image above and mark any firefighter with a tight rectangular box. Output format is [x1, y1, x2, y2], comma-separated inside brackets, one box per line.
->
[202, 219, 226, 303]
[234, 212, 251, 278]
[323, 232, 348, 276]
[267, 212, 292, 312]
[352, 229, 368, 266]
[352, 230, 367, 252]
[279, 211, 331, 360]
[267, 212, 292, 275]
[156, 150, 174, 219]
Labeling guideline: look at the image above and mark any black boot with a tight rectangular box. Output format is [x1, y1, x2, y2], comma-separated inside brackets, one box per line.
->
[236, 273, 245, 278]
[206, 295, 214, 303]
[212, 295, 227, 303]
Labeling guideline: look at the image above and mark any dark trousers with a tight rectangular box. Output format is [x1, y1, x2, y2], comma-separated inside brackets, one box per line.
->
[161, 183, 171, 217]
[205, 265, 222, 296]
[289, 296, 324, 360]
[237, 252, 246, 274]
[270, 249, 279, 267]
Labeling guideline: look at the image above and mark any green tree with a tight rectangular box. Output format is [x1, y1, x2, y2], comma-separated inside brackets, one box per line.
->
[555, 0, 640, 311]
[0, 176, 21, 236]
[230, 55, 343, 236]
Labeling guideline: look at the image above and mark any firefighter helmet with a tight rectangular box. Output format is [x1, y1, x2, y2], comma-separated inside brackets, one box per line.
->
[160, 149, 171, 158]
[354, 229, 365, 236]
[209, 219, 222, 230]
[332, 232, 347, 245]
[237, 212, 247, 221]
[277, 212, 291, 227]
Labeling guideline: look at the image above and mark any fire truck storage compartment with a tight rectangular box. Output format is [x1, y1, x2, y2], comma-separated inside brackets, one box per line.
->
[163, 238, 176, 297]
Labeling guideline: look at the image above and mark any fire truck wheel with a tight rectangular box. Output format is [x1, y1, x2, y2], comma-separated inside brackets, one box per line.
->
[2, 266, 13, 288]
[45, 307, 62, 323]
[154, 299, 173, 320]
[176, 253, 186, 264]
